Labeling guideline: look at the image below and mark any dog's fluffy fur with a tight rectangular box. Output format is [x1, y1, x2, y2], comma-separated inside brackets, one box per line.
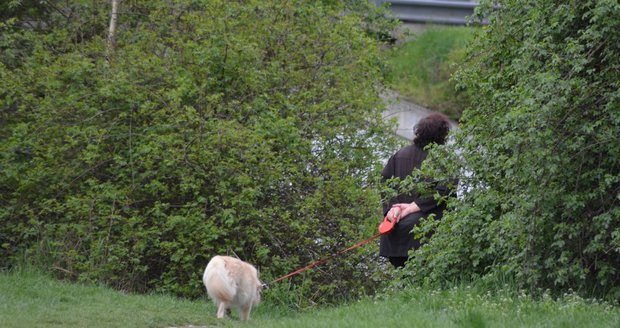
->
[202, 255, 262, 321]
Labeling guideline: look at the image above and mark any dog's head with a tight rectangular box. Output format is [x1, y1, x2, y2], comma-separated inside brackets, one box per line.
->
[251, 282, 265, 305]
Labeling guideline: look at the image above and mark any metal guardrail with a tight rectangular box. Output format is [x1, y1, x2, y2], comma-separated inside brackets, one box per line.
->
[374, 0, 481, 25]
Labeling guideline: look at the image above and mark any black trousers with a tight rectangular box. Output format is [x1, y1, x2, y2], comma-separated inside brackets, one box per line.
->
[389, 256, 408, 268]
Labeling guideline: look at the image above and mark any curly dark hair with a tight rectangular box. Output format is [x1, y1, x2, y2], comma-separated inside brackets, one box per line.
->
[413, 113, 451, 148]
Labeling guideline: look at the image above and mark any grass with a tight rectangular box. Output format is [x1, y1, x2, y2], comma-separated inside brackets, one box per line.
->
[0, 268, 214, 328]
[1, 269, 619, 328]
[255, 286, 620, 328]
[386, 25, 477, 119]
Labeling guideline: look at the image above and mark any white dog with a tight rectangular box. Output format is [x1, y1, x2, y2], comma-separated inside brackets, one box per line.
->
[202, 255, 262, 321]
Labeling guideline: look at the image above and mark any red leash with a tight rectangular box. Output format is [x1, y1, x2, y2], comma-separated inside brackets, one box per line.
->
[268, 215, 397, 285]
[269, 232, 382, 284]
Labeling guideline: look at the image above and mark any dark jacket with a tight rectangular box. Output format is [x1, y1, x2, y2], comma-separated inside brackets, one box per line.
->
[379, 144, 450, 257]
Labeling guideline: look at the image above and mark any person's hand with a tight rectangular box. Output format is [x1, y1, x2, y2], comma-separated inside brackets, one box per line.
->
[389, 202, 421, 222]
[386, 207, 401, 223]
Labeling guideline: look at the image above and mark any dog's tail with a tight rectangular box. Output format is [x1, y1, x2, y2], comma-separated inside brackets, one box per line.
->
[203, 256, 235, 303]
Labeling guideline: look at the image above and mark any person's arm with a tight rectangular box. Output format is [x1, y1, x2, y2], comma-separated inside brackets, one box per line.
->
[388, 201, 420, 222]
[390, 181, 454, 222]
[415, 183, 451, 212]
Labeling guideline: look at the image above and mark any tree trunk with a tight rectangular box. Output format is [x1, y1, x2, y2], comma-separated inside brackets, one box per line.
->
[106, 0, 120, 64]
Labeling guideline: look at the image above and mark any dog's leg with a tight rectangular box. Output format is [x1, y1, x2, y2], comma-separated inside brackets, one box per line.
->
[239, 304, 252, 321]
[216, 302, 229, 319]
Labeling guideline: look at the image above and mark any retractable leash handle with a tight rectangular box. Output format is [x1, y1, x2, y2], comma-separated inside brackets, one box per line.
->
[378, 216, 395, 235]
[379, 208, 400, 235]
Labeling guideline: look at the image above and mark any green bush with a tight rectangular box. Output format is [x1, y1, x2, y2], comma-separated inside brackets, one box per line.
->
[0, 0, 397, 303]
[405, 0, 620, 301]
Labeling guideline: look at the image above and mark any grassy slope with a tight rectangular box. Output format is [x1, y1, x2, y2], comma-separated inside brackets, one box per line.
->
[0, 269, 214, 328]
[2, 270, 619, 328]
[386, 26, 476, 119]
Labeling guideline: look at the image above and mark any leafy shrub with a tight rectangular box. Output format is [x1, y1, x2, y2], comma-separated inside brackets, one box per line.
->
[405, 0, 620, 301]
[0, 0, 398, 303]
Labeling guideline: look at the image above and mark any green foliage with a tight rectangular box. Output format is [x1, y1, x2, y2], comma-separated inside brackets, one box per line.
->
[0, 0, 397, 303]
[406, 0, 620, 300]
[386, 26, 477, 119]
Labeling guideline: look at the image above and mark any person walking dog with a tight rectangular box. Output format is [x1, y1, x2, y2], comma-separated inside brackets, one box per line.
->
[379, 113, 453, 268]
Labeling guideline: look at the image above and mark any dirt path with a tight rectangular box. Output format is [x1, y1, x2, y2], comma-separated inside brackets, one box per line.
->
[382, 90, 457, 141]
